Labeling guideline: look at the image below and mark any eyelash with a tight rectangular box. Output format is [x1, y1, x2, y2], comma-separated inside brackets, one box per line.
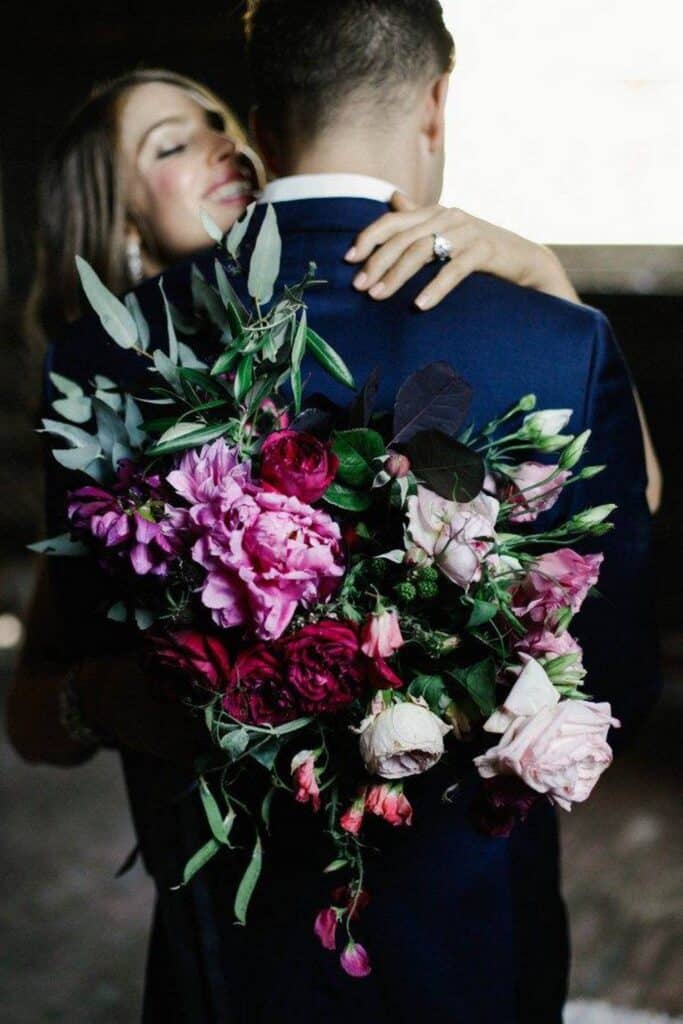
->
[157, 143, 187, 159]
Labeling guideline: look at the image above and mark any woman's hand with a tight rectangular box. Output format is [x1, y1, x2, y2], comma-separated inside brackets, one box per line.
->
[346, 191, 579, 309]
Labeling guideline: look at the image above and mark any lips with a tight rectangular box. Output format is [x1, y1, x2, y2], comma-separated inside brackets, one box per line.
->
[204, 177, 254, 204]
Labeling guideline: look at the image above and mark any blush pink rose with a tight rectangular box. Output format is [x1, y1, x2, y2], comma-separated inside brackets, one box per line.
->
[365, 783, 413, 826]
[290, 750, 321, 812]
[406, 485, 499, 588]
[475, 699, 620, 811]
[512, 548, 604, 626]
[360, 609, 405, 659]
[259, 430, 338, 504]
[503, 462, 570, 524]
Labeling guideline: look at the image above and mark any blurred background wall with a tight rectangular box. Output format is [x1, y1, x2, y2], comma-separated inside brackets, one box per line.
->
[1, 2, 681, 1021]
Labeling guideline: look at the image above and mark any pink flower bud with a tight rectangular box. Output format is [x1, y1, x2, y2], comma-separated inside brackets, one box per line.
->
[360, 609, 405, 659]
[290, 750, 321, 812]
[386, 451, 411, 479]
[365, 783, 413, 826]
[340, 791, 366, 835]
[340, 941, 372, 978]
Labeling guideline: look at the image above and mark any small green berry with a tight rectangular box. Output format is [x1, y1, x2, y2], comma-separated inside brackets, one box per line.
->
[418, 565, 439, 583]
[416, 578, 439, 600]
[393, 581, 416, 603]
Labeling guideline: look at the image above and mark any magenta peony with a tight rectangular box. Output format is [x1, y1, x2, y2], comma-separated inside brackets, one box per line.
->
[512, 548, 603, 627]
[68, 461, 182, 576]
[503, 462, 570, 524]
[259, 429, 338, 503]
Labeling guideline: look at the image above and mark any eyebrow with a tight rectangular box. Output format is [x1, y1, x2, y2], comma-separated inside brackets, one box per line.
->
[137, 116, 189, 155]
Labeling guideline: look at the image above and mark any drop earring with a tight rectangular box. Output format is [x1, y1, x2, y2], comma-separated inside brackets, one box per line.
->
[126, 239, 144, 285]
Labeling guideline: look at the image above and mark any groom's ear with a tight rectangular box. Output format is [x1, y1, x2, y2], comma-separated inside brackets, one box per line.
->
[421, 73, 450, 154]
[250, 107, 283, 177]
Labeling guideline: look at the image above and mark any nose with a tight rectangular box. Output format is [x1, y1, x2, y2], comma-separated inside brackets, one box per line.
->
[208, 131, 236, 166]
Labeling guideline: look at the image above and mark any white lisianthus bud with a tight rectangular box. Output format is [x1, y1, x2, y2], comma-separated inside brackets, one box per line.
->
[534, 433, 574, 453]
[518, 394, 537, 412]
[570, 504, 616, 530]
[355, 696, 451, 779]
[522, 409, 572, 439]
[558, 429, 591, 469]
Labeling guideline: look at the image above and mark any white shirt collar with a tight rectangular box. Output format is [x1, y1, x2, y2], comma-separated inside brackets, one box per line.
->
[258, 173, 397, 205]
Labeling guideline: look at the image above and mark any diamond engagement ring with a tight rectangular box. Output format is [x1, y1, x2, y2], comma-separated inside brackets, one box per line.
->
[432, 233, 453, 263]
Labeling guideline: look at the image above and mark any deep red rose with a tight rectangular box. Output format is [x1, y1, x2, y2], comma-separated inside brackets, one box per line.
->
[223, 644, 299, 726]
[471, 776, 543, 838]
[366, 655, 404, 690]
[281, 621, 368, 713]
[151, 631, 231, 691]
[259, 430, 339, 504]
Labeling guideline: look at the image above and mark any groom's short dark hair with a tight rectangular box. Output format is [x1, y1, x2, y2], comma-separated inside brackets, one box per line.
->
[244, 0, 455, 137]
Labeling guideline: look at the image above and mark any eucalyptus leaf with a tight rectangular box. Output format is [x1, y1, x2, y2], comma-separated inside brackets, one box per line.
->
[178, 342, 207, 369]
[305, 328, 355, 390]
[52, 394, 92, 423]
[291, 310, 307, 371]
[234, 832, 263, 925]
[153, 349, 181, 390]
[107, 601, 128, 623]
[28, 533, 88, 556]
[94, 390, 122, 413]
[226, 202, 255, 259]
[124, 397, 146, 448]
[124, 293, 150, 350]
[159, 279, 179, 364]
[157, 421, 207, 445]
[392, 361, 472, 444]
[76, 256, 138, 349]
[214, 259, 247, 320]
[40, 419, 96, 448]
[247, 204, 281, 305]
[49, 372, 83, 398]
[93, 398, 129, 457]
[290, 366, 302, 415]
[53, 443, 101, 471]
[134, 608, 156, 630]
[191, 265, 231, 331]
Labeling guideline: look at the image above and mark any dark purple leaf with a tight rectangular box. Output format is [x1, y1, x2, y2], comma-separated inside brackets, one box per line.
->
[348, 366, 379, 428]
[407, 429, 485, 501]
[392, 362, 472, 443]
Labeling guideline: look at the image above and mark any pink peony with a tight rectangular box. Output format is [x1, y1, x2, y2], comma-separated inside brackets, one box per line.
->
[512, 548, 603, 627]
[406, 485, 499, 588]
[150, 631, 231, 690]
[314, 908, 338, 951]
[360, 609, 405, 659]
[290, 750, 321, 812]
[281, 622, 369, 714]
[171, 440, 345, 640]
[365, 783, 413, 826]
[475, 699, 620, 811]
[259, 430, 338, 503]
[340, 942, 372, 978]
[503, 462, 570, 524]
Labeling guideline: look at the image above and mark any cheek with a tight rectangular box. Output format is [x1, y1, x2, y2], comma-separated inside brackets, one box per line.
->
[142, 164, 208, 259]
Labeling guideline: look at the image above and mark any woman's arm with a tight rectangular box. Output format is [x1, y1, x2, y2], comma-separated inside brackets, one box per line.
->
[6, 562, 207, 769]
[348, 192, 663, 514]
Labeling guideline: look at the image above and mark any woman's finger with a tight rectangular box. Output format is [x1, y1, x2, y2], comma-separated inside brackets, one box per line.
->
[367, 220, 479, 298]
[346, 207, 438, 264]
[414, 246, 486, 310]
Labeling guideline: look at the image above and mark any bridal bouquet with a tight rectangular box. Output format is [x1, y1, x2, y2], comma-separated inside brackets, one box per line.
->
[35, 206, 619, 977]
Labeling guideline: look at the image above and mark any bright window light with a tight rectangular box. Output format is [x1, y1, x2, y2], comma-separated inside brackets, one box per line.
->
[440, 1, 683, 243]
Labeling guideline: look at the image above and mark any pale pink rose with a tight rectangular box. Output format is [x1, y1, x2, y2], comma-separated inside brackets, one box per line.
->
[504, 462, 570, 523]
[340, 942, 372, 978]
[340, 792, 366, 835]
[314, 908, 338, 951]
[483, 656, 559, 735]
[364, 783, 413, 826]
[406, 485, 499, 588]
[355, 696, 451, 779]
[360, 609, 405, 659]
[475, 699, 620, 811]
[512, 548, 604, 626]
[290, 750, 321, 812]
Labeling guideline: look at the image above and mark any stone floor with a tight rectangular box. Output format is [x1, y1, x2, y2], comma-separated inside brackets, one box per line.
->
[1, 561, 681, 1023]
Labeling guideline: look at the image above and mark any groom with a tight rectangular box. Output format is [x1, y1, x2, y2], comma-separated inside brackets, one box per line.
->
[50, 1, 658, 1021]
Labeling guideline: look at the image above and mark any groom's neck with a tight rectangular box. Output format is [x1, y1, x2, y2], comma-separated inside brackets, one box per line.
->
[280, 129, 420, 198]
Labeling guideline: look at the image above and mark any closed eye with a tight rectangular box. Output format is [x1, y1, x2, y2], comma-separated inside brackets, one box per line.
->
[157, 143, 187, 159]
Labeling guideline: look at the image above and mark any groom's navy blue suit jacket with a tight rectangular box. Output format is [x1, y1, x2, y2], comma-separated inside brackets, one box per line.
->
[46, 199, 659, 1023]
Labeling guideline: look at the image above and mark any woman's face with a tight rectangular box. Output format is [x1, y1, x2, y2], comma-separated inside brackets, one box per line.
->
[118, 82, 257, 272]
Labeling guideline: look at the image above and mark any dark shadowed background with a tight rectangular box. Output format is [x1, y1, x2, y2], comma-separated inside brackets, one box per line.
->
[1, 3, 681, 1021]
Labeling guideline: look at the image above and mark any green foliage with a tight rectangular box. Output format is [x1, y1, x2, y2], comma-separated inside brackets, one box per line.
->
[248, 204, 282, 305]
[450, 658, 497, 716]
[75, 256, 138, 349]
[234, 832, 263, 925]
[332, 429, 385, 489]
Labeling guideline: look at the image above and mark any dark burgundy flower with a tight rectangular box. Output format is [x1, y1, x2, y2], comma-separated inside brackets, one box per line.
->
[281, 621, 368, 714]
[223, 644, 298, 726]
[471, 776, 543, 838]
[259, 430, 338, 504]
[150, 631, 231, 691]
